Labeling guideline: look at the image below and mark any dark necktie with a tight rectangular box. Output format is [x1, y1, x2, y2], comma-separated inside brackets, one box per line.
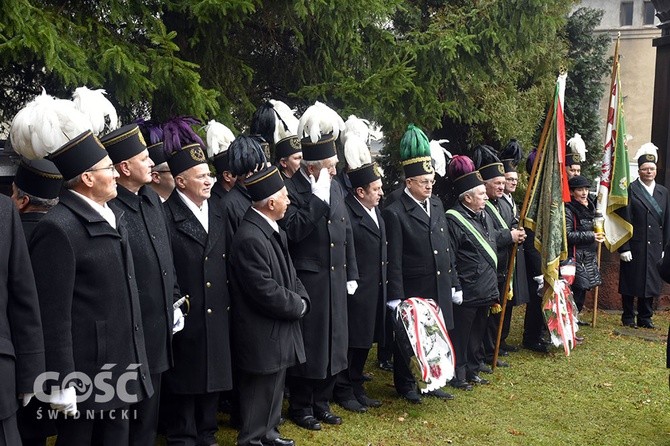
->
[421, 200, 428, 212]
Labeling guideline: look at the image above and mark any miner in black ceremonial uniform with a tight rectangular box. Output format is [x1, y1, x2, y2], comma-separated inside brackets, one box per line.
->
[101, 124, 183, 446]
[381, 124, 456, 404]
[29, 131, 153, 445]
[231, 166, 310, 446]
[162, 142, 232, 446]
[279, 132, 359, 431]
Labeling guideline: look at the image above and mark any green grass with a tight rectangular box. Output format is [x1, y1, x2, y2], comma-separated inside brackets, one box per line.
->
[211, 309, 670, 446]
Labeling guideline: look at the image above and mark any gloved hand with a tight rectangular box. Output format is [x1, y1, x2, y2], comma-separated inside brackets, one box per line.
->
[173, 308, 185, 334]
[310, 168, 331, 204]
[49, 386, 77, 417]
[20, 393, 34, 407]
[300, 299, 308, 317]
[620, 251, 633, 262]
[533, 275, 544, 297]
[346, 280, 358, 295]
[451, 287, 463, 305]
[386, 299, 402, 311]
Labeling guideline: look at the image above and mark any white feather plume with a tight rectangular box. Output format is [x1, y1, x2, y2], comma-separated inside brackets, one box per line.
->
[344, 135, 371, 170]
[634, 142, 659, 164]
[342, 115, 370, 145]
[567, 133, 587, 162]
[10, 89, 91, 160]
[297, 101, 346, 143]
[269, 99, 299, 142]
[429, 139, 451, 177]
[204, 120, 235, 158]
[72, 86, 119, 136]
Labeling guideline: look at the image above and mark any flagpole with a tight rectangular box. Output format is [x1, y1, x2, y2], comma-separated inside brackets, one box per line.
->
[492, 86, 556, 371]
[592, 34, 621, 327]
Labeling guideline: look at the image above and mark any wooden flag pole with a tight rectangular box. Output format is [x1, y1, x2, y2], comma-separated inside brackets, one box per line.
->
[591, 243, 602, 327]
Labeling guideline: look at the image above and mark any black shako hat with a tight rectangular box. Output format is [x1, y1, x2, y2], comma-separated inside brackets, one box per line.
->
[568, 175, 590, 189]
[479, 162, 505, 181]
[454, 171, 485, 196]
[14, 157, 63, 199]
[501, 159, 516, 173]
[301, 133, 336, 161]
[274, 135, 302, 160]
[167, 143, 208, 177]
[48, 131, 108, 181]
[147, 142, 167, 165]
[100, 124, 147, 164]
[348, 162, 382, 189]
[210, 150, 230, 175]
[245, 165, 285, 202]
[566, 153, 580, 166]
[638, 153, 657, 166]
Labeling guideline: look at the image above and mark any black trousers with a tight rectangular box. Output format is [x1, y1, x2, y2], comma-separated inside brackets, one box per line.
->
[17, 398, 56, 446]
[333, 347, 371, 402]
[55, 407, 130, 446]
[161, 391, 219, 446]
[483, 283, 514, 361]
[523, 276, 545, 344]
[129, 372, 162, 446]
[449, 304, 490, 381]
[237, 369, 285, 446]
[392, 337, 416, 395]
[287, 374, 336, 418]
[376, 308, 395, 363]
[621, 294, 654, 324]
[0, 413, 21, 446]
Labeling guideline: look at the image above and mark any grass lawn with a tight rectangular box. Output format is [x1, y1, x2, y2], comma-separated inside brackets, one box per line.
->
[211, 309, 670, 446]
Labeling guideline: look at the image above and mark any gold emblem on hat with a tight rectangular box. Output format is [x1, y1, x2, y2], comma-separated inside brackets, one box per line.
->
[190, 147, 206, 162]
[497, 164, 504, 174]
[475, 171, 484, 181]
[290, 137, 301, 150]
[645, 154, 655, 162]
[137, 131, 146, 147]
[422, 159, 434, 173]
[373, 163, 382, 178]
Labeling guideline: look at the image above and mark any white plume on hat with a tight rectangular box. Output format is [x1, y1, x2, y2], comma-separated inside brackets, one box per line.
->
[72, 86, 119, 136]
[269, 99, 299, 142]
[10, 89, 91, 160]
[297, 101, 346, 143]
[429, 139, 451, 177]
[204, 120, 235, 158]
[342, 115, 370, 145]
[567, 133, 586, 162]
[634, 142, 659, 164]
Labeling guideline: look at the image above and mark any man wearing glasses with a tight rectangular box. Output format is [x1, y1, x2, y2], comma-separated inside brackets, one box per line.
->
[381, 125, 456, 404]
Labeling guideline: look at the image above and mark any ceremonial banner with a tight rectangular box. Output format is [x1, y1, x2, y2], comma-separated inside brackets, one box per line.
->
[524, 74, 570, 306]
[597, 37, 633, 251]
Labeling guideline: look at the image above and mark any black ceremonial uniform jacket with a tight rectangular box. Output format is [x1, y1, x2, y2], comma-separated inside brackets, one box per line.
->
[0, 196, 44, 420]
[382, 191, 456, 330]
[619, 179, 670, 297]
[344, 193, 387, 348]
[485, 197, 514, 284]
[110, 185, 180, 374]
[210, 180, 229, 206]
[19, 212, 45, 241]
[230, 208, 309, 374]
[163, 191, 232, 394]
[279, 171, 359, 379]
[29, 190, 152, 411]
[222, 182, 252, 249]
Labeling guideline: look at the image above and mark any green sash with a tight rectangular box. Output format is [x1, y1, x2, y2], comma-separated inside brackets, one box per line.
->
[485, 201, 509, 230]
[446, 209, 498, 268]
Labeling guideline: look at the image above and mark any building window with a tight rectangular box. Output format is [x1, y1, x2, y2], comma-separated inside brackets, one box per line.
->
[620, 1, 634, 26]
[643, 1, 656, 25]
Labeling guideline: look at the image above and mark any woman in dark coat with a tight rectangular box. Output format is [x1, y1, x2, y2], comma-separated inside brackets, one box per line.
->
[564, 175, 605, 313]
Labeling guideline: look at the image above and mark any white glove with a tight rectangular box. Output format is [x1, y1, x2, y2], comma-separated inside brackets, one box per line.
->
[346, 280, 358, 295]
[386, 299, 402, 310]
[451, 287, 463, 305]
[620, 251, 633, 262]
[20, 393, 34, 407]
[49, 386, 77, 417]
[173, 308, 185, 334]
[533, 275, 544, 297]
[310, 168, 331, 204]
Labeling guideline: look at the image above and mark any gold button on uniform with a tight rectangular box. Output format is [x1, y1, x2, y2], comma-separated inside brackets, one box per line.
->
[206, 282, 212, 288]
[207, 308, 212, 314]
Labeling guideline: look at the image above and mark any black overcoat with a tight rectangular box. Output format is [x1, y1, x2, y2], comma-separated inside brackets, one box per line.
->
[619, 179, 670, 297]
[222, 183, 252, 249]
[110, 185, 180, 374]
[344, 193, 387, 348]
[279, 172, 358, 379]
[18, 212, 43, 241]
[0, 196, 44, 420]
[381, 192, 456, 330]
[230, 208, 309, 374]
[163, 192, 233, 394]
[29, 190, 153, 411]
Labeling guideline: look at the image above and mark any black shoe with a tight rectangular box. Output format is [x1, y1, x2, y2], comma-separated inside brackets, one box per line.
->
[449, 379, 473, 391]
[315, 411, 342, 425]
[489, 359, 509, 368]
[362, 372, 373, 382]
[501, 343, 519, 352]
[262, 438, 295, 446]
[577, 320, 590, 326]
[523, 341, 550, 353]
[356, 394, 382, 408]
[378, 360, 393, 372]
[622, 321, 637, 328]
[337, 399, 367, 413]
[399, 390, 422, 404]
[291, 415, 321, 431]
[498, 349, 509, 357]
[468, 375, 490, 385]
[478, 363, 493, 374]
[638, 321, 656, 329]
[426, 389, 454, 400]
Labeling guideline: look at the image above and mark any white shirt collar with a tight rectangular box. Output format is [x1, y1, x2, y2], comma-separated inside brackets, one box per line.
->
[354, 195, 379, 227]
[404, 187, 430, 216]
[177, 189, 209, 233]
[251, 207, 279, 233]
[70, 190, 117, 229]
[641, 179, 655, 196]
